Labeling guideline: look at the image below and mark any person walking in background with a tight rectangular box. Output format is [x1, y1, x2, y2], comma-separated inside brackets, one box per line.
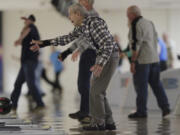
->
[11, 15, 45, 114]
[127, 6, 170, 118]
[33, 50, 46, 97]
[158, 38, 168, 72]
[50, 46, 64, 92]
[113, 34, 123, 67]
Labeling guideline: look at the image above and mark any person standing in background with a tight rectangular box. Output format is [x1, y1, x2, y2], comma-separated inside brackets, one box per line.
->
[162, 33, 174, 68]
[120, 20, 133, 64]
[11, 15, 45, 113]
[127, 6, 170, 118]
[158, 38, 168, 72]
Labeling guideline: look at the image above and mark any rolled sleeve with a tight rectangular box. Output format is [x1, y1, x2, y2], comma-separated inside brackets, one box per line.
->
[69, 41, 78, 52]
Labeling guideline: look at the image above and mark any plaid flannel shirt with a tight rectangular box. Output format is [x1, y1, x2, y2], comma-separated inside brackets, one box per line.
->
[42, 16, 119, 67]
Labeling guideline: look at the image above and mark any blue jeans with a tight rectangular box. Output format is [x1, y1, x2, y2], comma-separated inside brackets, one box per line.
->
[133, 62, 170, 115]
[11, 60, 44, 109]
[78, 49, 96, 116]
[35, 61, 44, 94]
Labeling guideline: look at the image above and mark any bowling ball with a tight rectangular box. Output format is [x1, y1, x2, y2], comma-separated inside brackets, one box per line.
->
[0, 97, 12, 115]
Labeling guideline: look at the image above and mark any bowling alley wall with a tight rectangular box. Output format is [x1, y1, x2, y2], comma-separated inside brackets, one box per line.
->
[2, 8, 180, 95]
[0, 12, 3, 93]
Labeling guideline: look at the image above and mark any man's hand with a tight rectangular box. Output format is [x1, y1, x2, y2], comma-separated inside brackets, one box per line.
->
[90, 64, 103, 77]
[30, 40, 43, 45]
[14, 40, 21, 46]
[30, 44, 40, 52]
[30, 40, 43, 52]
[120, 52, 125, 58]
[130, 63, 136, 74]
[71, 50, 80, 62]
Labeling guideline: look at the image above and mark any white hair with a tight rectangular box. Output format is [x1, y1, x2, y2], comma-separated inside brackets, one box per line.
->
[69, 3, 88, 17]
[87, 0, 94, 5]
[128, 5, 141, 16]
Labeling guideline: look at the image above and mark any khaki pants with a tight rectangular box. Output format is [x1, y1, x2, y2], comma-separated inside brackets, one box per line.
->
[90, 52, 119, 124]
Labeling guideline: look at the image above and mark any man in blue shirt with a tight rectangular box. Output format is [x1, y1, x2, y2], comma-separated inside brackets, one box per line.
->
[158, 38, 168, 71]
[50, 47, 63, 92]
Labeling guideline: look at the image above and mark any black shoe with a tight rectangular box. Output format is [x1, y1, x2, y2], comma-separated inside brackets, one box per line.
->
[128, 112, 147, 119]
[105, 123, 116, 130]
[32, 105, 46, 112]
[83, 123, 105, 131]
[69, 111, 81, 119]
[25, 92, 32, 98]
[162, 109, 171, 118]
[41, 93, 46, 97]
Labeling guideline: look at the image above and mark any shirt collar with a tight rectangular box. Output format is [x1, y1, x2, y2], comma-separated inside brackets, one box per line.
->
[132, 16, 143, 25]
[81, 16, 89, 27]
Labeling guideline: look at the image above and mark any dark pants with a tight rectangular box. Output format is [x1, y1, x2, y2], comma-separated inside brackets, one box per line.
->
[41, 68, 54, 86]
[52, 71, 62, 91]
[11, 60, 44, 109]
[133, 62, 170, 115]
[160, 61, 168, 72]
[41, 68, 62, 91]
[78, 49, 96, 116]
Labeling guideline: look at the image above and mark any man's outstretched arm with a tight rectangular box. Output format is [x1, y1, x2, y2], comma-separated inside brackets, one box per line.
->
[30, 28, 80, 51]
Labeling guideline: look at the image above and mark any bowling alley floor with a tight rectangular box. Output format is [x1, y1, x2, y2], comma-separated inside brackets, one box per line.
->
[0, 90, 180, 135]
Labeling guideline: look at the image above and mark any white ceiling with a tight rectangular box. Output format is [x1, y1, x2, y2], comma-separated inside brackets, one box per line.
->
[94, 0, 180, 10]
[0, 0, 180, 11]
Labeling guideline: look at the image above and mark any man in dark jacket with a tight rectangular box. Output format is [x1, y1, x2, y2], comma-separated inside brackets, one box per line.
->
[11, 15, 45, 114]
